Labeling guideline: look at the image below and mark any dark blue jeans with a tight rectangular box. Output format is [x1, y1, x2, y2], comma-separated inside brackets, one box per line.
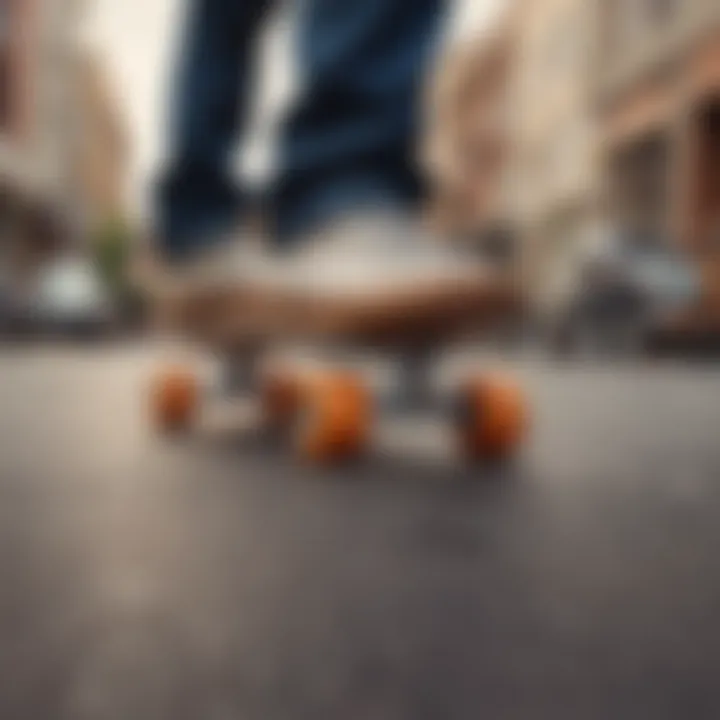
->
[157, 0, 446, 260]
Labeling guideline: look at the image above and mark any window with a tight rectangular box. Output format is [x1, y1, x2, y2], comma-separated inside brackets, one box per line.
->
[646, 0, 676, 24]
[0, 0, 13, 130]
[620, 1, 642, 48]
[0, 0, 10, 41]
[605, 0, 631, 55]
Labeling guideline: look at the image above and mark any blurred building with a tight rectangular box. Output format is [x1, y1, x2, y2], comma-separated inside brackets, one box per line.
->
[425, 22, 515, 254]
[74, 53, 128, 237]
[0, 0, 84, 281]
[598, 0, 720, 314]
[508, 0, 602, 301]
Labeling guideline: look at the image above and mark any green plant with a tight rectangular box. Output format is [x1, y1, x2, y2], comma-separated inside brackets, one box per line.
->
[93, 216, 132, 295]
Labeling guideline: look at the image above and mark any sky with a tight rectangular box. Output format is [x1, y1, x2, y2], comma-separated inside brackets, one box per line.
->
[85, 0, 504, 221]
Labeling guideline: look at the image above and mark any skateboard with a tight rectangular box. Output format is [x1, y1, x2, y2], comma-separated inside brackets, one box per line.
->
[148, 271, 530, 465]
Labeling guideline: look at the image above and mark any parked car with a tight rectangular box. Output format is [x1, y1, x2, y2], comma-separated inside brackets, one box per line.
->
[0, 272, 38, 339]
[545, 232, 701, 357]
[31, 257, 118, 338]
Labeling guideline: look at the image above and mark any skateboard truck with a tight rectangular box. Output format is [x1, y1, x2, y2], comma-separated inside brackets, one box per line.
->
[220, 350, 262, 396]
[390, 346, 438, 414]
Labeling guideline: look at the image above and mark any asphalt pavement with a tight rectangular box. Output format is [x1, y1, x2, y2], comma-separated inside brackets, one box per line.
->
[1, 344, 720, 719]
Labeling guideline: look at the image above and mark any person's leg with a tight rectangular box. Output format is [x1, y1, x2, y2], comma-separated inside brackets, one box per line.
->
[272, 0, 448, 243]
[157, 0, 274, 261]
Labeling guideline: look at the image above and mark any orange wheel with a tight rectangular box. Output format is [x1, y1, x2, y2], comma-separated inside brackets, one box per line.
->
[456, 375, 528, 461]
[293, 372, 371, 464]
[150, 366, 200, 433]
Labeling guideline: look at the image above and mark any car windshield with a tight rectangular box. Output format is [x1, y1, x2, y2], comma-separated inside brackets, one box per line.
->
[627, 247, 697, 303]
[38, 262, 106, 309]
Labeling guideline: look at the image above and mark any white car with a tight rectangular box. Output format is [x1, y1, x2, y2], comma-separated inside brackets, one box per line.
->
[545, 233, 701, 356]
[32, 258, 117, 337]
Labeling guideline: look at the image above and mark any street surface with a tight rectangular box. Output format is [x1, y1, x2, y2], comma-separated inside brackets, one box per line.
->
[1, 344, 720, 718]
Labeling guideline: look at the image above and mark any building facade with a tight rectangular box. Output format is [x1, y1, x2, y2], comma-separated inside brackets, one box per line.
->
[598, 0, 720, 316]
[599, 0, 720, 247]
[0, 0, 85, 280]
[508, 0, 602, 303]
[425, 22, 514, 251]
[74, 53, 128, 236]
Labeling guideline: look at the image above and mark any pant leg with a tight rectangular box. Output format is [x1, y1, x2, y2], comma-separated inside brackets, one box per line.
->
[272, 0, 448, 243]
[157, 0, 273, 260]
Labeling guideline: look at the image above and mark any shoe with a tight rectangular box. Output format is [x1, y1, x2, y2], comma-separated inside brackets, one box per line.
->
[132, 228, 268, 299]
[269, 211, 523, 342]
[277, 211, 501, 294]
[131, 228, 271, 342]
[138, 211, 523, 347]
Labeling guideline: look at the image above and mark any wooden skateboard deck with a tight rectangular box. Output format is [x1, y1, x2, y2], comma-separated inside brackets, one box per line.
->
[163, 271, 525, 352]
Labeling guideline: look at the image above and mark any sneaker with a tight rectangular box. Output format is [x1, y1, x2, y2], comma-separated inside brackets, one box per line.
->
[246, 211, 524, 344]
[133, 229, 269, 299]
[278, 211, 500, 295]
[138, 212, 523, 347]
[131, 228, 272, 342]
